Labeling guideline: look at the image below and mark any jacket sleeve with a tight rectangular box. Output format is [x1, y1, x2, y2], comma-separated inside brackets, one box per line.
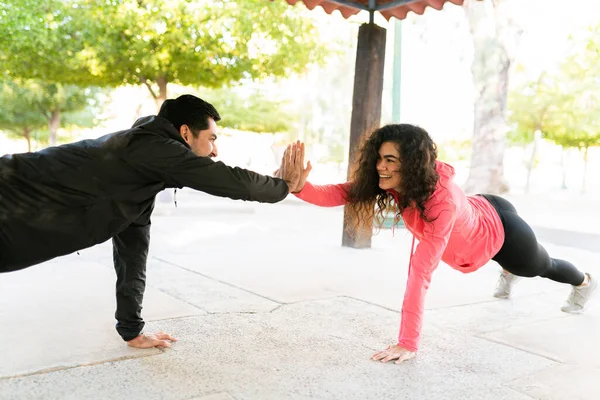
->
[112, 199, 154, 341]
[397, 198, 457, 352]
[293, 182, 352, 207]
[127, 135, 289, 204]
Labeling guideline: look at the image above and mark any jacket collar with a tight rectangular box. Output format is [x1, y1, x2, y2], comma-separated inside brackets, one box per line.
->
[131, 115, 190, 149]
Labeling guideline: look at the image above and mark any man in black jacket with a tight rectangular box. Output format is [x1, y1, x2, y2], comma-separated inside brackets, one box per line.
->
[0, 94, 301, 348]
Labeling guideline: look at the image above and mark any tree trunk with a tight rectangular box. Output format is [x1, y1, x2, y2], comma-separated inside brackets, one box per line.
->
[581, 146, 589, 194]
[156, 75, 168, 110]
[48, 109, 61, 147]
[342, 23, 387, 249]
[23, 127, 31, 152]
[560, 146, 568, 189]
[463, 0, 520, 194]
[524, 130, 540, 194]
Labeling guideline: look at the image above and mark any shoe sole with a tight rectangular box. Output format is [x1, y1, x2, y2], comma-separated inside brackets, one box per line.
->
[561, 307, 586, 314]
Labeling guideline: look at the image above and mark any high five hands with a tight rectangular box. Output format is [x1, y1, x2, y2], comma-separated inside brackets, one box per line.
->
[275, 140, 312, 193]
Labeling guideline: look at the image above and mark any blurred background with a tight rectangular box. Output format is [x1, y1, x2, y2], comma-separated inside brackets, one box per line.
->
[1, 0, 599, 198]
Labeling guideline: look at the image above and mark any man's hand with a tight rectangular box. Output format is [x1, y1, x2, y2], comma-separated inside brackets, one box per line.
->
[279, 143, 300, 192]
[127, 332, 177, 349]
[278, 141, 312, 193]
[371, 344, 416, 364]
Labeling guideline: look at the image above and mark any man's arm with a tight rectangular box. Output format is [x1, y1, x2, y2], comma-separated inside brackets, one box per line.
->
[112, 199, 153, 342]
[127, 135, 291, 203]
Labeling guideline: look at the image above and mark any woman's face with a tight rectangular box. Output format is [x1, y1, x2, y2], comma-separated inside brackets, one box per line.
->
[376, 141, 402, 192]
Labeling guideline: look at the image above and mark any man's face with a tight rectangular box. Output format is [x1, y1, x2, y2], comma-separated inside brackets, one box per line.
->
[180, 117, 218, 157]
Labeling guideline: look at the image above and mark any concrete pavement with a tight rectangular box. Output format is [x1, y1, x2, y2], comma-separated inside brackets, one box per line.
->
[0, 190, 598, 399]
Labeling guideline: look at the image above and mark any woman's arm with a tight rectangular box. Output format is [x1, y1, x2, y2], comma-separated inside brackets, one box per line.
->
[294, 181, 352, 207]
[397, 200, 457, 352]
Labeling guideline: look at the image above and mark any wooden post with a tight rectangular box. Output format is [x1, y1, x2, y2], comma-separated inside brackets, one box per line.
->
[342, 23, 387, 249]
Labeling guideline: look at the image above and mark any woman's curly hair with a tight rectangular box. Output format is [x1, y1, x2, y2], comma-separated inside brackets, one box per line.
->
[346, 124, 439, 233]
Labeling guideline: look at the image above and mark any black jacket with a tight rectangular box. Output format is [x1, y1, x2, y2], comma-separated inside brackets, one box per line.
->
[0, 116, 289, 339]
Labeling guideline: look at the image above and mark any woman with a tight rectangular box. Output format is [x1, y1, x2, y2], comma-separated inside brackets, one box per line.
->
[280, 124, 596, 364]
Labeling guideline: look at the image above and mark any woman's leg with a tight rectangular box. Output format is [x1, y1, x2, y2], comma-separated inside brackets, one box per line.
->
[482, 195, 596, 312]
[486, 195, 584, 284]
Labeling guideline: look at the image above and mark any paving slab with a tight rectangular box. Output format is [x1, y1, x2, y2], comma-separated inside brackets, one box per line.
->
[508, 364, 599, 400]
[188, 393, 236, 400]
[0, 297, 554, 400]
[479, 306, 600, 367]
[426, 289, 596, 335]
[0, 259, 203, 378]
[2, 192, 597, 399]
[145, 197, 593, 316]
[145, 257, 280, 313]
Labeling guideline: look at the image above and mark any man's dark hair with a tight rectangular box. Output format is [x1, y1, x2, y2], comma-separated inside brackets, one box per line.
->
[158, 94, 221, 137]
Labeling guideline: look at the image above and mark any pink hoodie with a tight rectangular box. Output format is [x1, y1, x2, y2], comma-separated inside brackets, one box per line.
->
[294, 161, 505, 351]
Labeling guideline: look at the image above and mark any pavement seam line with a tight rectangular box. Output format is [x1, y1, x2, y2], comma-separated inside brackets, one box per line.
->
[146, 285, 209, 313]
[502, 383, 541, 400]
[473, 314, 571, 335]
[151, 256, 283, 305]
[427, 289, 566, 312]
[338, 295, 401, 313]
[0, 352, 163, 381]
[475, 334, 565, 363]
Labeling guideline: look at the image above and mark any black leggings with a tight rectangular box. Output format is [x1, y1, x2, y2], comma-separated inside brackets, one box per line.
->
[480, 194, 585, 286]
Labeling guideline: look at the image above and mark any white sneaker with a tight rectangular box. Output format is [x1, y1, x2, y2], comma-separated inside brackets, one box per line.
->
[493, 271, 520, 299]
[561, 273, 598, 313]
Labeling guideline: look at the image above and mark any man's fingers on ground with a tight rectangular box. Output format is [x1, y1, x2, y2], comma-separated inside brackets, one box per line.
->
[158, 333, 177, 341]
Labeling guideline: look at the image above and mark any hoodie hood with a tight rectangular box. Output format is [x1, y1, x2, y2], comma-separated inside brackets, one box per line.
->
[386, 160, 455, 201]
[435, 160, 455, 181]
[131, 115, 190, 149]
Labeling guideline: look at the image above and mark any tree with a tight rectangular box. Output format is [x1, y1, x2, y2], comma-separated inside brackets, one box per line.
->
[1, 0, 328, 108]
[544, 93, 600, 194]
[507, 72, 554, 193]
[198, 86, 295, 134]
[30, 83, 104, 146]
[543, 25, 600, 194]
[0, 81, 47, 151]
[462, 0, 523, 194]
[0, 80, 102, 149]
[0, 1, 86, 83]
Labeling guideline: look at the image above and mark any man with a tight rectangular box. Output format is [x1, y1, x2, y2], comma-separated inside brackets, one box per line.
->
[0, 94, 301, 348]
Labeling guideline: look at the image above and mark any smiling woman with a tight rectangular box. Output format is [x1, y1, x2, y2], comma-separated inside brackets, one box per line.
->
[279, 123, 597, 365]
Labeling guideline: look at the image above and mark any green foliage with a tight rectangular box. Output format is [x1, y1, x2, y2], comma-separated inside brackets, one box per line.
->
[509, 25, 600, 151]
[1, 0, 328, 97]
[0, 79, 104, 149]
[0, 1, 87, 82]
[197, 86, 294, 133]
[0, 80, 47, 149]
[507, 73, 552, 146]
[437, 139, 472, 162]
[544, 26, 600, 151]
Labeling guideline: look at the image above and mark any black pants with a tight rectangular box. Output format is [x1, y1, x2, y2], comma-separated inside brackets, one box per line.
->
[480, 194, 585, 286]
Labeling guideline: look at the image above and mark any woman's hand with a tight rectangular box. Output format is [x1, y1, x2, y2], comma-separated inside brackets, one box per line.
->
[371, 344, 416, 364]
[277, 140, 312, 193]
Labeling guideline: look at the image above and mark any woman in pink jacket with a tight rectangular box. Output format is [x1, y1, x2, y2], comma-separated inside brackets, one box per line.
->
[282, 124, 597, 364]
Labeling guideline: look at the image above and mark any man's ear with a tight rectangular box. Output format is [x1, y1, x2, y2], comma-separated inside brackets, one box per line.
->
[179, 125, 191, 143]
